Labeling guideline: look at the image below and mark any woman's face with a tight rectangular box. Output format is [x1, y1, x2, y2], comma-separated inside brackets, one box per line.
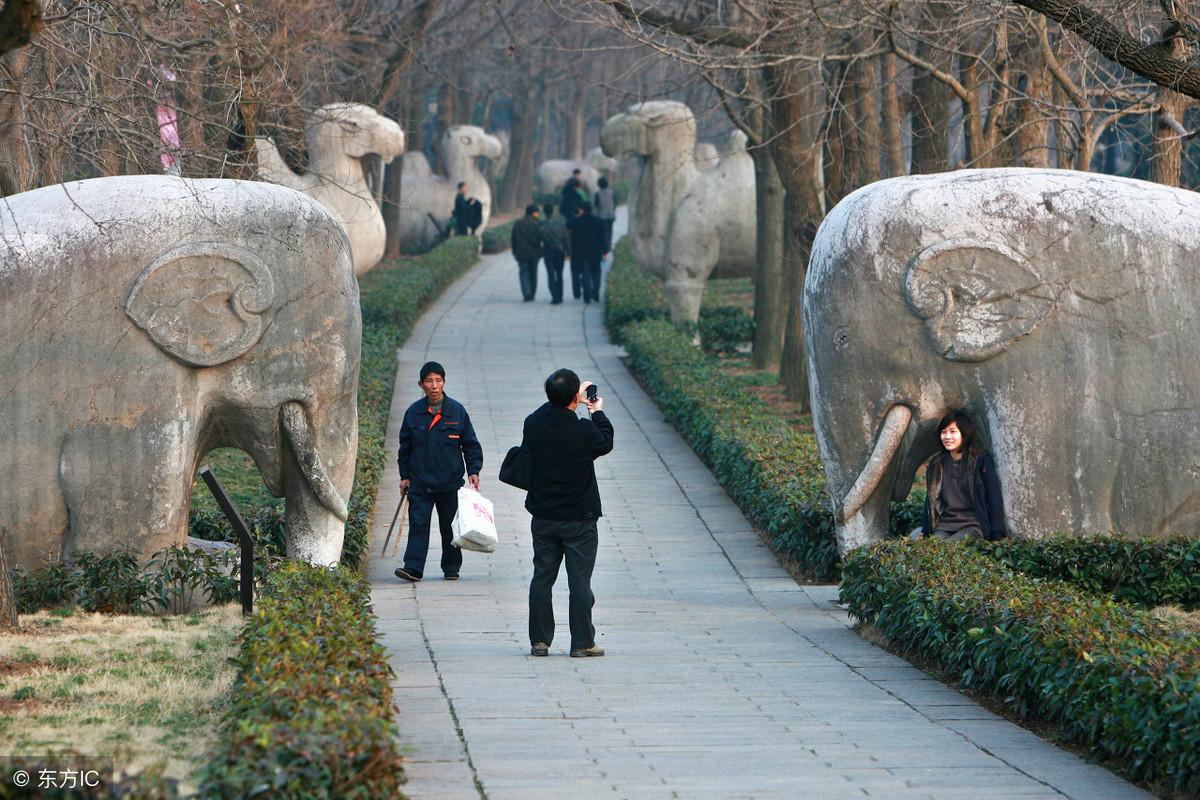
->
[939, 422, 964, 453]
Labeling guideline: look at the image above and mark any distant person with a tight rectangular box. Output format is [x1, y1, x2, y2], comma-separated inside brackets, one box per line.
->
[395, 362, 483, 582]
[452, 182, 471, 236]
[539, 202, 570, 305]
[560, 176, 584, 220]
[593, 177, 616, 258]
[919, 410, 1006, 542]
[511, 204, 544, 302]
[567, 201, 605, 304]
[466, 196, 484, 236]
[522, 369, 614, 658]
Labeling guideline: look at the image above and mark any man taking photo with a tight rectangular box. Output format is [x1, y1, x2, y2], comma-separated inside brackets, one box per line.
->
[521, 369, 614, 657]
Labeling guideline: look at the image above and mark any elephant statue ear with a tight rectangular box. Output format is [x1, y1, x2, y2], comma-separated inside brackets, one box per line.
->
[902, 238, 1057, 363]
[125, 242, 275, 368]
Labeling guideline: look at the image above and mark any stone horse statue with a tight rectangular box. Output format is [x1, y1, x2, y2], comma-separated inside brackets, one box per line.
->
[602, 101, 756, 323]
[398, 125, 503, 253]
[256, 102, 405, 277]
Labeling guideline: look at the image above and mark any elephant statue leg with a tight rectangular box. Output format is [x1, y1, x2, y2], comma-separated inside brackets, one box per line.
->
[59, 424, 195, 559]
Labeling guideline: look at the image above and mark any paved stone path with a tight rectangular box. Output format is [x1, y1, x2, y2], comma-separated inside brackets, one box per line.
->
[368, 229, 1148, 799]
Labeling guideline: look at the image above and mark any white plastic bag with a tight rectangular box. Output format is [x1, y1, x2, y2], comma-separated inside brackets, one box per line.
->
[451, 487, 498, 553]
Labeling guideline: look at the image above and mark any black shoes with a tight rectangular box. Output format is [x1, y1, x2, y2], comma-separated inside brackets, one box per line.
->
[530, 642, 549, 657]
[394, 567, 422, 583]
[444, 574, 459, 581]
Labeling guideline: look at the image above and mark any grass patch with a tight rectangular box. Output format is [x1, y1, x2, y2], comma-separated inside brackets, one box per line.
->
[0, 605, 241, 792]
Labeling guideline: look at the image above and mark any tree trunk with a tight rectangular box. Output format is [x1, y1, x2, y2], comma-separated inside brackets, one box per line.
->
[880, 49, 905, 177]
[1011, 58, 1051, 167]
[909, 37, 952, 173]
[823, 57, 859, 205]
[0, 534, 17, 632]
[768, 62, 826, 410]
[853, 38, 883, 185]
[0, 48, 32, 194]
[568, 84, 586, 159]
[749, 141, 785, 370]
[1152, 34, 1188, 187]
[499, 78, 536, 213]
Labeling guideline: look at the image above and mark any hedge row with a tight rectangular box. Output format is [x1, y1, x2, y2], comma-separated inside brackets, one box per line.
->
[189, 236, 481, 570]
[975, 535, 1200, 610]
[620, 319, 840, 579]
[841, 540, 1200, 793]
[198, 562, 402, 798]
[480, 220, 513, 254]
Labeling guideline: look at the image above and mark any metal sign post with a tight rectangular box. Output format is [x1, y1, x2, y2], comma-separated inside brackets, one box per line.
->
[198, 465, 254, 615]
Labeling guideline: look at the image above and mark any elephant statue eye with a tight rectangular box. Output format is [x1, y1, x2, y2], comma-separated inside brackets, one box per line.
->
[833, 327, 849, 350]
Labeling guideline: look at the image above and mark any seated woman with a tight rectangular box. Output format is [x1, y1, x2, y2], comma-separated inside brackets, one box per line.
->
[920, 411, 1007, 542]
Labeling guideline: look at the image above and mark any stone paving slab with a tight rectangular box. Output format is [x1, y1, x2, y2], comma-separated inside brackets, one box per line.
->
[368, 223, 1149, 799]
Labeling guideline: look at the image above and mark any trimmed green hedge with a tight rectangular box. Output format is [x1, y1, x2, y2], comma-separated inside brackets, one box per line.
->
[481, 220, 513, 254]
[621, 319, 839, 579]
[841, 540, 1200, 793]
[198, 562, 402, 798]
[189, 236, 481, 570]
[975, 535, 1200, 610]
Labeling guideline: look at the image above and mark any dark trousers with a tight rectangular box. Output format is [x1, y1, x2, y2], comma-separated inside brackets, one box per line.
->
[517, 256, 539, 301]
[569, 258, 584, 299]
[578, 257, 602, 302]
[529, 518, 598, 650]
[599, 219, 615, 254]
[544, 252, 565, 303]
[403, 488, 462, 578]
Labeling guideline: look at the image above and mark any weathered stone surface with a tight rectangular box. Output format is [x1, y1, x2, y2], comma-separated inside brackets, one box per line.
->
[602, 102, 756, 323]
[804, 168, 1200, 552]
[533, 147, 619, 195]
[0, 176, 361, 570]
[694, 141, 719, 171]
[398, 125, 502, 253]
[256, 102, 405, 276]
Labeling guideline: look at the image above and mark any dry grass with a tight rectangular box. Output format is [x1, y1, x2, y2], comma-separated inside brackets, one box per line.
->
[0, 604, 242, 791]
[1152, 605, 1200, 632]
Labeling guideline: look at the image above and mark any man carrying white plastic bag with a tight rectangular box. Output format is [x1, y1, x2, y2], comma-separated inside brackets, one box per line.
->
[452, 488, 498, 552]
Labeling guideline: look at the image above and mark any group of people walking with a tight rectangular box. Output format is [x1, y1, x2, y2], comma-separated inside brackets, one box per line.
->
[511, 169, 616, 305]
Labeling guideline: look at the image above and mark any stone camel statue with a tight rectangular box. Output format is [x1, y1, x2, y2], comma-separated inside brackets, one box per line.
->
[534, 147, 620, 196]
[256, 102, 405, 277]
[397, 125, 503, 253]
[0, 176, 361, 571]
[694, 141, 720, 171]
[601, 101, 757, 323]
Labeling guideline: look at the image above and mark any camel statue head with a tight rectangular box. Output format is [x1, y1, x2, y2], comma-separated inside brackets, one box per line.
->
[307, 102, 406, 164]
[441, 125, 503, 165]
[600, 101, 696, 161]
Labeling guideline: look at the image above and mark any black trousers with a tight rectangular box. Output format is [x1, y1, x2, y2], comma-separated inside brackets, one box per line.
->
[517, 256, 539, 301]
[568, 258, 583, 299]
[529, 518, 598, 650]
[543, 252, 565, 303]
[578, 257, 602, 302]
[402, 488, 462, 578]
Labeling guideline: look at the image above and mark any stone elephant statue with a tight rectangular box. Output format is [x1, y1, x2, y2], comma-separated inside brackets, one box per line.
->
[602, 101, 756, 323]
[533, 148, 619, 196]
[0, 176, 361, 571]
[805, 168, 1200, 554]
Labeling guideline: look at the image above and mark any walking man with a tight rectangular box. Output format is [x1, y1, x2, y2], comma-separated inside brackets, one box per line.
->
[593, 176, 616, 260]
[395, 361, 483, 583]
[522, 369, 614, 657]
[539, 203, 569, 304]
[511, 203, 543, 302]
[567, 202, 605, 304]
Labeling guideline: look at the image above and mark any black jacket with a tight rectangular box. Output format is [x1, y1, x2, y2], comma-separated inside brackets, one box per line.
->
[921, 448, 1006, 540]
[397, 395, 483, 493]
[511, 215, 543, 260]
[521, 403, 613, 520]
[567, 213, 606, 262]
[453, 193, 470, 223]
[539, 216, 570, 256]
